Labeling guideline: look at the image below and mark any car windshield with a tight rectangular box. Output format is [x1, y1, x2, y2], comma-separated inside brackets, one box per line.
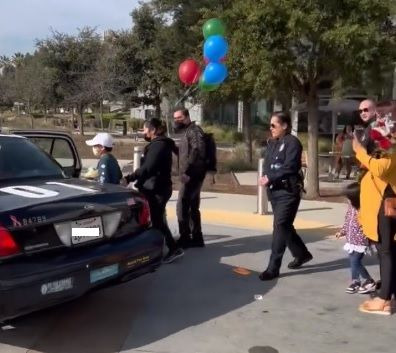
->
[0, 136, 64, 181]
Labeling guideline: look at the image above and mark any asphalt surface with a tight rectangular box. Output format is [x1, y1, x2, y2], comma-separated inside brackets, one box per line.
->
[1, 221, 395, 353]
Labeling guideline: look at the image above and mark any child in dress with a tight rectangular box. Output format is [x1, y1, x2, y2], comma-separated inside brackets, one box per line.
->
[336, 184, 376, 294]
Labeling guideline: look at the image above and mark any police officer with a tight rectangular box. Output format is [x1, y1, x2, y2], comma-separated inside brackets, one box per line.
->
[258, 111, 313, 281]
[123, 118, 184, 264]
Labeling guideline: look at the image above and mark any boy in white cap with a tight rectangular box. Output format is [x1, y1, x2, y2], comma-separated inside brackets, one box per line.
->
[85, 133, 122, 184]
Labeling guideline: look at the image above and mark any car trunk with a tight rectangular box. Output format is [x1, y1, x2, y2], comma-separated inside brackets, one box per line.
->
[0, 178, 149, 259]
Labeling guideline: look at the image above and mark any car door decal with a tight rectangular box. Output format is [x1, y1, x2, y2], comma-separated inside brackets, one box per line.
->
[0, 185, 59, 198]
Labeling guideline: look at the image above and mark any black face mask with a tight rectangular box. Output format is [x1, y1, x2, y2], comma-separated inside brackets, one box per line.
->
[173, 122, 185, 132]
[143, 134, 152, 142]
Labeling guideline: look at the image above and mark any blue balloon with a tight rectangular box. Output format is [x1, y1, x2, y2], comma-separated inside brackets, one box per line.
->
[203, 63, 228, 85]
[203, 35, 228, 62]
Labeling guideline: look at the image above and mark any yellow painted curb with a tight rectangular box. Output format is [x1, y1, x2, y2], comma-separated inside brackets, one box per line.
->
[166, 207, 328, 231]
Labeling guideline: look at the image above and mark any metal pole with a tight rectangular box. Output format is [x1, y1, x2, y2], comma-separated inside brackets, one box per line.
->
[257, 158, 268, 215]
[130, 146, 144, 190]
[133, 146, 143, 172]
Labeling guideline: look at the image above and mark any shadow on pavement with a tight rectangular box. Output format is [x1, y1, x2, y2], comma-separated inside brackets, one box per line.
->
[249, 346, 280, 353]
[0, 227, 348, 353]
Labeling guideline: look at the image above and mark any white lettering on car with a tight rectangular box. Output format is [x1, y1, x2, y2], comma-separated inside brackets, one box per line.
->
[0, 185, 59, 199]
[0, 182, 97, 199]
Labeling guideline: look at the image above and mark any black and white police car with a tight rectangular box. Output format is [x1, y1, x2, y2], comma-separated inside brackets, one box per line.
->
[0, 131, 163, 321]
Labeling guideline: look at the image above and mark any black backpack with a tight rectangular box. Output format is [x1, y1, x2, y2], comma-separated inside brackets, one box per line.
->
[203, 133, 217, 172]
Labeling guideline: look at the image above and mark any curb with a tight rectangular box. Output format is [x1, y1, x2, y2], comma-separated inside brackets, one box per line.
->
[166, 207, 333, 231]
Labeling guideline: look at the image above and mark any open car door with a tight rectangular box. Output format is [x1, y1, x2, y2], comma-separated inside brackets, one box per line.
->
[11, 130, 82, 178]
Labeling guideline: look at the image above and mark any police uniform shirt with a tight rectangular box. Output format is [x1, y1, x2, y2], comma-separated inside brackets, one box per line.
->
[264, 134, 302, 185]
[97, 153, 122, 185]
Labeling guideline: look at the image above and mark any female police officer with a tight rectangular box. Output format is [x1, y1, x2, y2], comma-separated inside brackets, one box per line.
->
[258, 111, 313, 280]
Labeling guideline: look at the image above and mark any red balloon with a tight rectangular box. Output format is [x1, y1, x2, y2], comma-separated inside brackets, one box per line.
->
[178, 59, 201, 85]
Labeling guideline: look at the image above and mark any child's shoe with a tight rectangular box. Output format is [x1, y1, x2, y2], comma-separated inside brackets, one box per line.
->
[358, 279, 377, 294]
[346, 281, 360, 294]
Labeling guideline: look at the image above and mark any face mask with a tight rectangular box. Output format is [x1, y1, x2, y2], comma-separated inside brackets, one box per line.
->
[173, 122, 185, 132]
[143, 134, 152, 142]
[92, 146, 101, 157]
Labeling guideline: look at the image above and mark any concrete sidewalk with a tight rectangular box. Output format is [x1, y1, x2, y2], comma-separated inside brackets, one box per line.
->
[166, 191, 347, 232]
[234, 171, 355, 190]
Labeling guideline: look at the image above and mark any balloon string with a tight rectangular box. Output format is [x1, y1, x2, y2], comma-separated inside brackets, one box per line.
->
[174, 85, 199, 107]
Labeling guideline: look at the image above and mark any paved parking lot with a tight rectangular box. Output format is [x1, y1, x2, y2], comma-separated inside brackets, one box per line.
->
[1, 221, 394, 353]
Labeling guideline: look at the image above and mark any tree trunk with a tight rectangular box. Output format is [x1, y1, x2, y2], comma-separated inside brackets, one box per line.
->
[100, 100, 104, 131]
[28, 101, 34, 129]
[78, 106, 85, 136]
[237, 101, 243, 132]
[281, 96, 292, 112]
[242, 99, 253, 164]
[291, 96, 298, 136]
[155, 99, 161, 119]
[305, 92, 319, 199]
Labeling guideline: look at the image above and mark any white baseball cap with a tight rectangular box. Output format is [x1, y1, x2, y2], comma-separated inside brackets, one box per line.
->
[85, 133, 114, 148]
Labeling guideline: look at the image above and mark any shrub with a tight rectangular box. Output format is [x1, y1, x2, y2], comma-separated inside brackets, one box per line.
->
[298, 133, 333, 153]
[219, 143, 256, 172]
[202, 123, 243, 144]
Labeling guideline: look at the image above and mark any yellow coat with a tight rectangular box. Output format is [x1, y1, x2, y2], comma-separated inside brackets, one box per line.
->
[355, 147, 396, 241]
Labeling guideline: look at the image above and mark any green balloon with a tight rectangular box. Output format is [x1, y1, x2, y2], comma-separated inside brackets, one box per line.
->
[199, 77, 219, 92]
[203, 18, 225, 39]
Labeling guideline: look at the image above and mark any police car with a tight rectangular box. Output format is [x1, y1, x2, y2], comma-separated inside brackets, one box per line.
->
[0, 131, 163, 321]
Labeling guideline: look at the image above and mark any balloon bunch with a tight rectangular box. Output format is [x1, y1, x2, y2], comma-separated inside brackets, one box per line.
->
[177, 18, 228, 94]
[200, 18, 228, 91]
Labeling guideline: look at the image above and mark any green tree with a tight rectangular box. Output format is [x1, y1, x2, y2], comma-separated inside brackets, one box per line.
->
[37, 28, 102, 135]
[221, 0, 395, 198]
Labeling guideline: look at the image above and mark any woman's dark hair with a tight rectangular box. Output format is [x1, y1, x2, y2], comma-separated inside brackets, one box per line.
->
[342, 124, 355, 134]
[344, 182, 360, 210]
[144, 118, 164, 134]
[272, 111, 292, 131]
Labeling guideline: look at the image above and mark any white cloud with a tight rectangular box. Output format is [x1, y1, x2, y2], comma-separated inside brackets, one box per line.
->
[0, 0, 139, 56]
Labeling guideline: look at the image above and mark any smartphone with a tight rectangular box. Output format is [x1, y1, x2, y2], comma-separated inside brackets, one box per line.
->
[354, 127, 365, 141]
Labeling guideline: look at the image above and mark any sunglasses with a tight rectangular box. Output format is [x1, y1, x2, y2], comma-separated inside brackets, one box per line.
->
[358, 108, 369, 114]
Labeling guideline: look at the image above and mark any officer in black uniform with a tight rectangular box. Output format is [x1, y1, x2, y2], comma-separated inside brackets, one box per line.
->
[259, 111, 313, 281]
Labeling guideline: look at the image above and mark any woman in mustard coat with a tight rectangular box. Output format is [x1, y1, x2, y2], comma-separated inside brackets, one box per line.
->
[353, 137, 396, 315]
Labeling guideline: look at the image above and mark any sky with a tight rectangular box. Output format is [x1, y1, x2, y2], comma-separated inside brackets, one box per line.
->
[0, 0, 140, 57]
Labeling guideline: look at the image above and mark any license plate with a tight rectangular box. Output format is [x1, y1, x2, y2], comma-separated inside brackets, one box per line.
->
[90, 264, 119, 283]
[71, 217, 103, 245]
[41, 277, 73, 295]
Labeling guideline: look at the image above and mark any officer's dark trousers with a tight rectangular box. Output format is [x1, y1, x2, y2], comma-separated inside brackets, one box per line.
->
[177, 176, 205, 241]
[267, 189, 310, 274]
[145, 187, 177, 253]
